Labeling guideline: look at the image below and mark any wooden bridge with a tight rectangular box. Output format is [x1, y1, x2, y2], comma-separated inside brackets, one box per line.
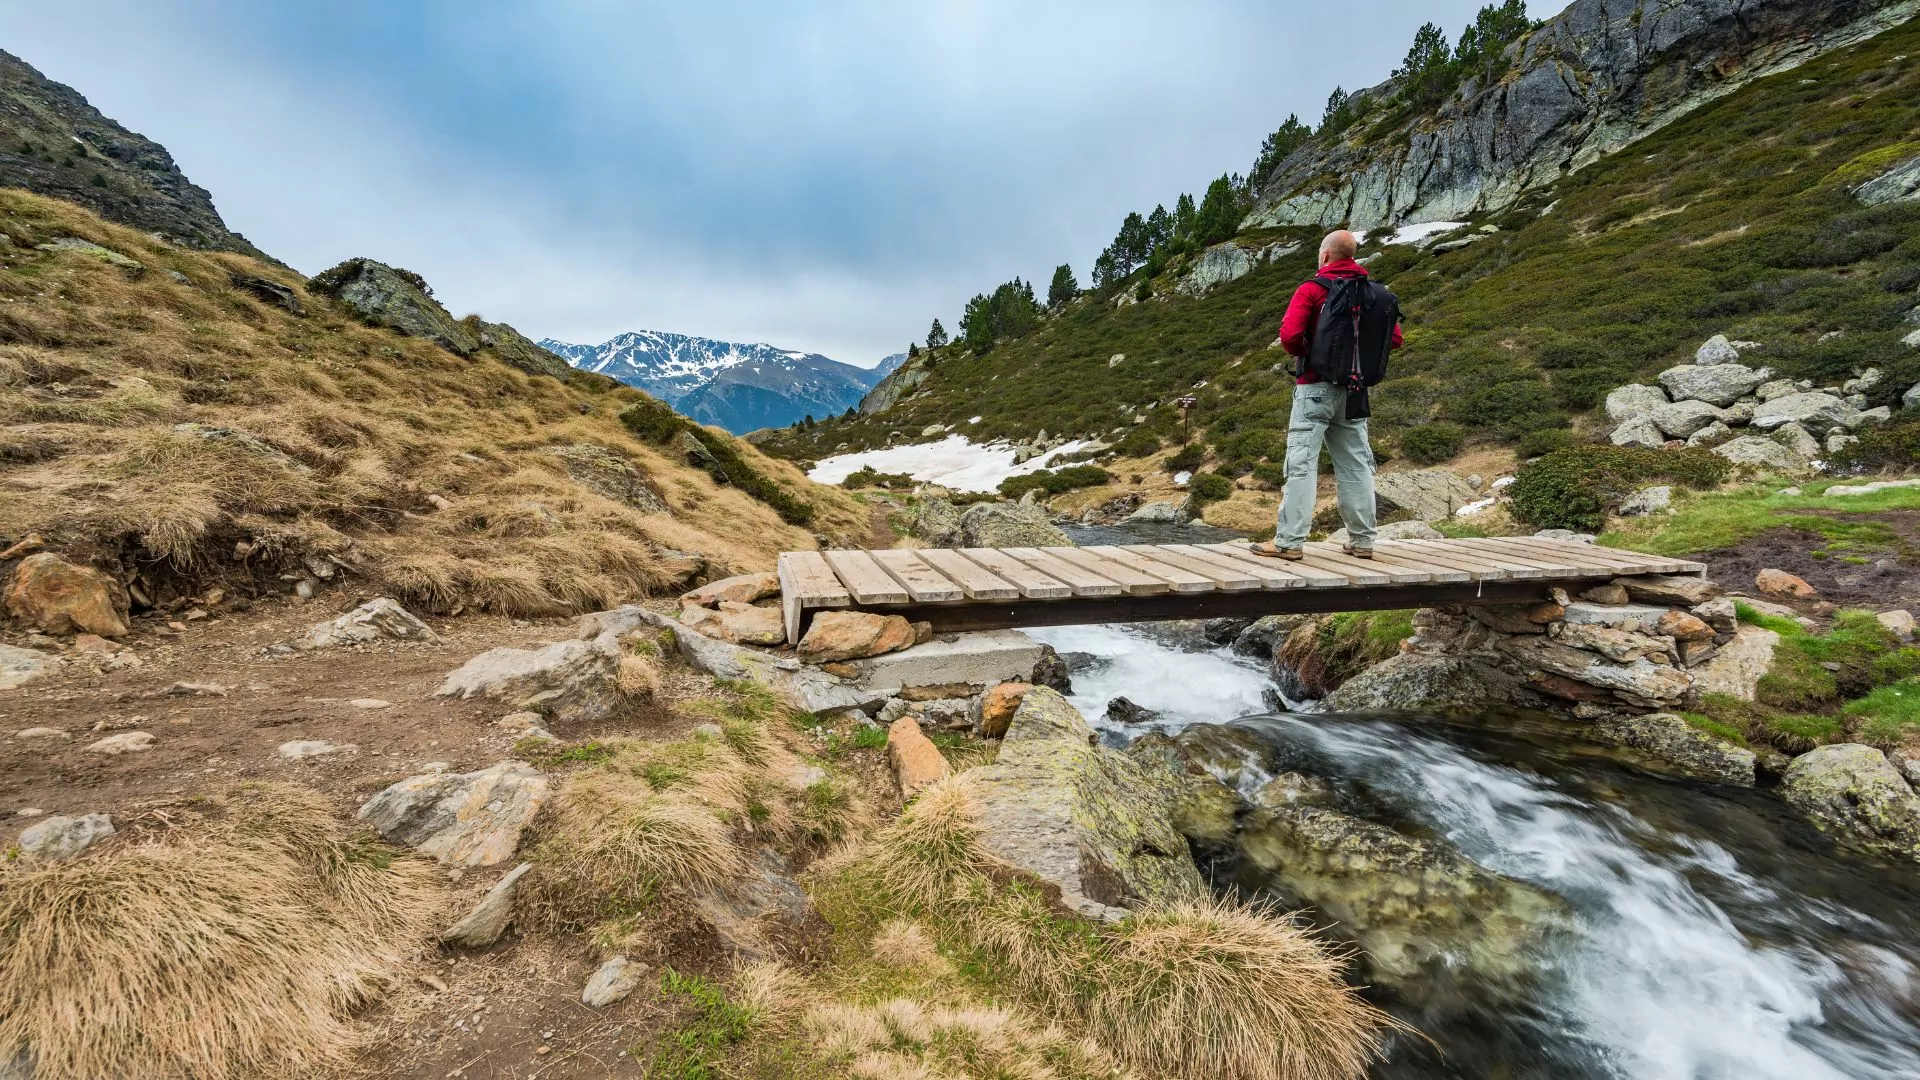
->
[775, 537, 1707, 644]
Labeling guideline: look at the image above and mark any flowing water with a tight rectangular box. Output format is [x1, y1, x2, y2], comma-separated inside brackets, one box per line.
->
[1028, 620, 1920, 1078]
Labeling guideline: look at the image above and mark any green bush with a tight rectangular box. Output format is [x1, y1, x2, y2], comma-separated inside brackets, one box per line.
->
[1507, 446, 1732, 531]
[841, 465, 915, 490]
[618, 400, 814, 525]
[1399, 422, 1465, 464]
[1164, 443, 1206, 472]
[998, 464, 1111, 499]
[1829, 413, 1920, 472]
[1186, 470, 1234, 506]
[1516, 428, 1579, 459]
[1110, 427, 1162, 458]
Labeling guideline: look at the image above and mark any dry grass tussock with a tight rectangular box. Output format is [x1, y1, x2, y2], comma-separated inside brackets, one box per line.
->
[0, 191, 866, 613]
[0, 785, 439, 1080]
[519, 684, 867, 941]
[824, 775, 1399, 1080]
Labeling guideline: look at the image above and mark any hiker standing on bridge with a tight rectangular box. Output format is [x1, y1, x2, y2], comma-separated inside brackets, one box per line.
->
[1252, 229, 1402, 562]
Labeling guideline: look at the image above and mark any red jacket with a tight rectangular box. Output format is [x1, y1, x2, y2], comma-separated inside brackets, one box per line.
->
[1280, 258, 1403, 385]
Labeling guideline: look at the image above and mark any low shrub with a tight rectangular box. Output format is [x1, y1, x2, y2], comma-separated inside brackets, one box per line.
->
[619, 398, 815, 525]
[1165, 442, 1206, 472]
[1828, 413, 1920, 473]
[840, 465, 915, 490]
[998, 464, 1111, 499]
[1186, 470, 1234, 506]
[1110, 427, 1163, 458]
[1516, 428, 1579, 459]
[1399, 422, 1465, 465]
[1507, 446, 1732, 531]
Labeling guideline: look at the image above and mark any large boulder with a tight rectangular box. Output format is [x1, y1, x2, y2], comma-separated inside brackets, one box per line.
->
[1373, 469, 1478, 522]
[288, 597, 443, 650]
[1854, 153, 1920, 206]
[1603, 383, 1668, 423]
[1693, 334, 1740, 365]
[306, 258, 479, 356]
[1649, 400, 1726, 438]
[357, 761, 549, 867]
[1235, 802, 1567, 998]
[958, 501, 1073, 548]
[967, 687, 1202, 920]
[1321, 654, 1506, 712]
[1750, 392, 1857, 432]
[1656, 363, 1768, 407]
[3, 552, 129, 637]
[1589, 712, 1754, 786]
[1770, 422, 1822, 461]
[1710, 435, 1808, 472]
[798, 611, 916, 662]
[913, 498, 964, 547]
[1609, 416, 1667, 449]
[1686, 626, 1778, 702]
[1613, 574, 1719, 607]
[1780, 745, 1920, 862]
[1495, 636, 1690, 707]
[680, 602, 786, 646]
[681, 572, 780, 609]
[1329, 520, 1444, 546]
[1176, 241, 1255, 297]
[476, 320, 573, 379]
[435, 634, 623, 723]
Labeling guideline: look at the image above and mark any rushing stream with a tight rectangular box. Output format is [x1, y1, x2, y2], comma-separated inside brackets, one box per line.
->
[1027, 620, 1920, 1078]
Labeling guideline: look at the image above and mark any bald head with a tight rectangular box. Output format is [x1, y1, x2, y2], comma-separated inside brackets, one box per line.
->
[1319, 230, 1358, 268]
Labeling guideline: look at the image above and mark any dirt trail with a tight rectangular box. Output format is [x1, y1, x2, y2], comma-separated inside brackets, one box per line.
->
[1, 594, 731, 1079]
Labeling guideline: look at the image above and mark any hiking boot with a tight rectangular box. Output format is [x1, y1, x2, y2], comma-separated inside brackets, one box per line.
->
[1250, 541, 1304, 561]
[1342, 543, 1375, 560]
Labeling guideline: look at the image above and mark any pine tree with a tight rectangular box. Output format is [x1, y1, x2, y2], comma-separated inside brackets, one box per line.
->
[908, 342, 920, 357]
[1321, 86, 1355, 135]
[926, 318, 948, 349]
[1193, 175, 1242, 247]
[1455, 1, 1531, 82]
[1249, 114, 1311, 193]
[1047, 263, 1078, 308]
[1145, 204, 1172, 256]
[1397, 22, 1455, 106]
[1091, 249, 1121, 291]
[1114, 211, 1150, 271]
[1173, 193, 1198, 243]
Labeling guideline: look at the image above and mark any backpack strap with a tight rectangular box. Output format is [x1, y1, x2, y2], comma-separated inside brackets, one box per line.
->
[1295, 276, 1339, 379]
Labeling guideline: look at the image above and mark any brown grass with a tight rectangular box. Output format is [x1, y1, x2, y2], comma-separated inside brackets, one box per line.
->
[518, 685, 867, 941]
[830, 775, 1398, 1080]
[0, 786, 439, 1080]
[0, 190, 867, 614]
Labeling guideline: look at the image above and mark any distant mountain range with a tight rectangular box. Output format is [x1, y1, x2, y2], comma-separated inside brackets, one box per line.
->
[538, 331, 903, 434]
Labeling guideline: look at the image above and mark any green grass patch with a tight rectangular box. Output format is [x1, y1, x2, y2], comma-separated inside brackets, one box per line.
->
[1509, 446, 1731, 532]
[852, 725, 889, 749]
[1846, 678, 1920, 745]
[1679, 712, 1748, 746]
[519, 739, 617, 767]
[644, 968, 753, 1079]
[1600, 483, 1920, 557]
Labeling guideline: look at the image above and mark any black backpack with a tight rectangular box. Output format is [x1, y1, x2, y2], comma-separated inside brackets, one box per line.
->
[1298, 274, 1399, 420]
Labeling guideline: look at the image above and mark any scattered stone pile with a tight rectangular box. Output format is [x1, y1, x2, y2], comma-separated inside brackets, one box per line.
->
[1605, 335, 1902, 470]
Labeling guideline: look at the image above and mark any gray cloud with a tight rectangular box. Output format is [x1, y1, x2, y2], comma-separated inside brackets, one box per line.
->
[6, 0, 1497, 362]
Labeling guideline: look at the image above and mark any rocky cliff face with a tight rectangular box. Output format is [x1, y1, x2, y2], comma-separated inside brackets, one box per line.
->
[0, 49, 268, 259]
[1245, 0, 1916, 232]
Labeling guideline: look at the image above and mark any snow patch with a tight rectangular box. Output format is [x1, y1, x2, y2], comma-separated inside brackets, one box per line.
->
[1455, 497, 1497, 517]
[1378, 220, 1469, 247]
[807, 435, 1092, 493]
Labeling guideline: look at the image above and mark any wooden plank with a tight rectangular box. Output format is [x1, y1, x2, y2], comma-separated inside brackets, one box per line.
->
[1044, 546, 1175, 595]
[1002, 547, 1126, 597]
[1346, 544, 1474, 583]
[778, 551, 852, 644]
[957, 548, 1073, 599]
[1301, 542, 1425, 584]
[821, 549, 911, 605]
[1388, 539, 1557, 578]
[1364, 541, 1509, 580]
[914, 548, 1023, 600]
[1193, 543, 1353, 588]
[1481, 537, 1669, 576]
[869, 548, 966, 602]
[1158, 544, 1305, 589]
[1087, 546, 1218, 593]
[1121, 545, 1261, 591]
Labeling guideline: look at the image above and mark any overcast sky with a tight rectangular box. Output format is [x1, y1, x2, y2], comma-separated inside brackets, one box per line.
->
[8, 0, 1497, 364]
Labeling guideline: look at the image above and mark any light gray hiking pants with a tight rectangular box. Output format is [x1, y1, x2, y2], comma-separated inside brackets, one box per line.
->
[1274, 382, 1377, 549]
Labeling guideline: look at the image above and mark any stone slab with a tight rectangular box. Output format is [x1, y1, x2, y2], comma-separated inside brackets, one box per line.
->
[851, 630, 1042, 695]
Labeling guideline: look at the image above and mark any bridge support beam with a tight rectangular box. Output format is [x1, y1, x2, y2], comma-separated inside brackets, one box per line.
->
[877, 579, 1585, 637]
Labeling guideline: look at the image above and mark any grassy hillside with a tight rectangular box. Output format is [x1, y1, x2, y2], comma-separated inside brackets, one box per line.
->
[0, 190, 866, 615]
[761, 15, 1920, 478]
